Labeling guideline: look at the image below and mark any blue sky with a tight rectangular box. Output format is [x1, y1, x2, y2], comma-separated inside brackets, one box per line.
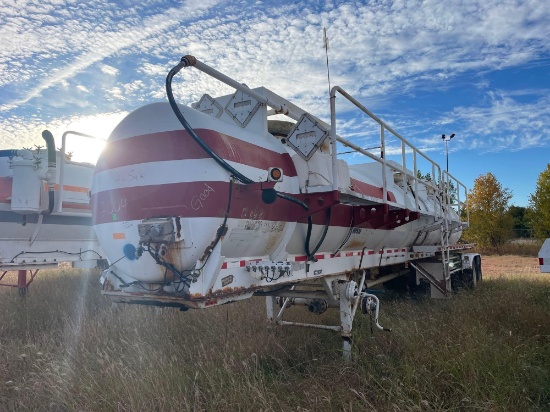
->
[1, 0, 549, 207]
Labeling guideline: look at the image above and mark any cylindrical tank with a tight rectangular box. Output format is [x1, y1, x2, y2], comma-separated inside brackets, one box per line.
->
[91, 102, 461, 284]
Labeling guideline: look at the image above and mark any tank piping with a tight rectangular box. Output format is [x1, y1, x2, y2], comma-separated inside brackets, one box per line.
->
[41, 130, 56, 215]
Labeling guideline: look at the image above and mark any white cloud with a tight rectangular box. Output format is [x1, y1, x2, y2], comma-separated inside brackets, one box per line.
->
[441, 91, 550, 152]
[0, 0, 225, 112]
[0, 0, 549, 161]
[106, 87, 125, 100]
[100, 65, 119, 76]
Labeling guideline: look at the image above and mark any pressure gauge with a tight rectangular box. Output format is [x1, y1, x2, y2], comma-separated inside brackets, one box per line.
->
[286, 113, 329, 161]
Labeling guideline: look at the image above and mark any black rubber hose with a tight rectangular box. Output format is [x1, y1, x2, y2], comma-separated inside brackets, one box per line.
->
[333, 208, 355, 255]
[165, 58, 253, 185]
[45, 190, 54, 215]
[310, 207, 331, 256]
[306, 207, 331, 261]
[305, 215, 314, 258]
[41, 130, 56, 167]
[195, 178, 235, 271]
[276, 192, 308, 210]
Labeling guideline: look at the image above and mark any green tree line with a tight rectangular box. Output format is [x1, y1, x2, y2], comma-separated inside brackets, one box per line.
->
[462, 164, 550, 248]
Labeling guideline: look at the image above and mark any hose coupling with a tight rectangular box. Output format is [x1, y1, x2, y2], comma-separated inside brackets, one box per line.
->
[180, 55, 197, 67]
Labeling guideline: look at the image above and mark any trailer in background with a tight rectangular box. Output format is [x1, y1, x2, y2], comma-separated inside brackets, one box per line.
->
[0, 131, 106, 295]
[539, 239, 550, 273]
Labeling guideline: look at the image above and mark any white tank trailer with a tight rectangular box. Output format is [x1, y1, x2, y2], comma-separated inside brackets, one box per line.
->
[0, 131, 106, 294]
[93, 56, 481, 357]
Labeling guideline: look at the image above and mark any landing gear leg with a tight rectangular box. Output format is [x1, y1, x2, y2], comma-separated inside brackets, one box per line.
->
[265, 296, 278, 323]
[17, 270, 27, 297]
[339, 281, 356, 360]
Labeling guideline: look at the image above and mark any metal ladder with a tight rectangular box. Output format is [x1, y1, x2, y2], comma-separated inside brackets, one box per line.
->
[438, 172, 457, 294]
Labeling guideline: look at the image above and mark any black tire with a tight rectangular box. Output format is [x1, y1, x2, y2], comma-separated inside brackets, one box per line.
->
[474, 256, 482, 284]
[464, 269, 475, 289]
[461, 256, 481, 289]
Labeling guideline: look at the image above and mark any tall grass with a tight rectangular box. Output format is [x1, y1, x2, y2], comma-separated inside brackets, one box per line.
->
[474, 239, 543, 257]
[0, 260, 548, 411]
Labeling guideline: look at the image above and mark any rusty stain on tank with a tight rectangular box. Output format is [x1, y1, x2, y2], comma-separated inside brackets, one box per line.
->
[264, 221, 285, 252]
[152, 242, 193, 282]
[344, 238, 365, 250]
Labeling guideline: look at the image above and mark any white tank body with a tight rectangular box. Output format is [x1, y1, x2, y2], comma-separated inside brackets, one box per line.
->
[91, 97, 462, 284]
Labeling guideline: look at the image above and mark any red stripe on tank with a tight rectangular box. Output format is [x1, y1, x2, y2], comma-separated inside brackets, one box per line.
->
[91, 180, 405, 232]
[95, 129, 297, 177]
[350, 178, 397, 202]
[93, 181, 338, 225]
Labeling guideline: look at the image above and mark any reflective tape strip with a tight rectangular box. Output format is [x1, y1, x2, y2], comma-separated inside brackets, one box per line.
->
[221, 260, 247, 269]
[220, 248, 410, 270]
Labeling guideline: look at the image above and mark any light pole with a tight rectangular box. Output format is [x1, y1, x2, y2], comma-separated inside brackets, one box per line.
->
[441, 133, 455, 172]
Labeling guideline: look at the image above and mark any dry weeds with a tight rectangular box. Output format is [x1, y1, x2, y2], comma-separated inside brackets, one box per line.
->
[0, 257, 548, 411]
[482, 255, 540, 277]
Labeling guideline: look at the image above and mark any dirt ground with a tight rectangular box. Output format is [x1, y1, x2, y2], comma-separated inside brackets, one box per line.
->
[481, 255, 541, 278]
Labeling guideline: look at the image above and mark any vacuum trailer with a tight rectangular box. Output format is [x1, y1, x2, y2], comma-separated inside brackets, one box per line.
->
[90, 56, 482, 357]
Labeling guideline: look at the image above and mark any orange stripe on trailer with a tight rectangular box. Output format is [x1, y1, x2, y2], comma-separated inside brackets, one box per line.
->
[113, 233, 126, 239]
[62, 202, 91, 210]
[43, 183, 90, 193]
[62, 184, 89, 193]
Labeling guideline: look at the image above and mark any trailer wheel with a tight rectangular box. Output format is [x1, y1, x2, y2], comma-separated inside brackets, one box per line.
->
[464, 269, 475, 289]
[463, 256, 482, 288]
[451, 267, 475, 290]
[473, 256, 482, 284]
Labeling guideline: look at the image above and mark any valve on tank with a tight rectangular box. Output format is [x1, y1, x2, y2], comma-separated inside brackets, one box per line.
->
[138, 217, 182, 243]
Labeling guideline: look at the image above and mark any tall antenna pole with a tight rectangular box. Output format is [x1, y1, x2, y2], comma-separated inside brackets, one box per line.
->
[323, 27, 331, 98]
